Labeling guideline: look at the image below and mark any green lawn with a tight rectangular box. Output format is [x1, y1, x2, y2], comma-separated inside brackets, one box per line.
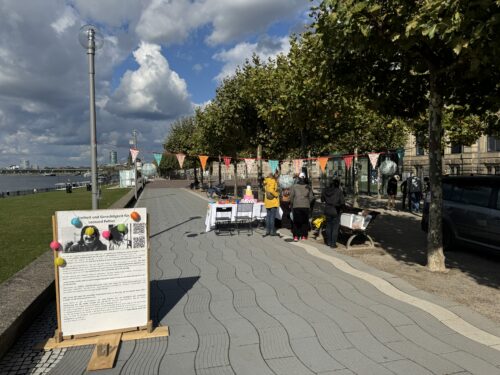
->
[0, 187, 131, 283]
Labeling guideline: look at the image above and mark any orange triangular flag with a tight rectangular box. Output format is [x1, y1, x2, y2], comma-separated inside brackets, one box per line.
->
[199, 155, 209, 171]
[318, 157, 329, 173]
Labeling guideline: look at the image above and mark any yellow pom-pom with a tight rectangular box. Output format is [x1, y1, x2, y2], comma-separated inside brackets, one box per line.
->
[85, 227, 95, 236]
[54, 257, 65, 267]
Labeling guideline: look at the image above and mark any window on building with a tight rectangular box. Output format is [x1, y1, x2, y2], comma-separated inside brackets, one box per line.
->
[495, 165, 500, 175]
[450, 143, 462, 154]
[486, 165, 493, 175]
[449, 165, 461, 175]
[416, 137, 425, 156]
[487, 136, 500, 152]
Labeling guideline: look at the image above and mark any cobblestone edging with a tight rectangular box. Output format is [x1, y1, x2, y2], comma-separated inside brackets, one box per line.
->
[0, 186, 139, 363]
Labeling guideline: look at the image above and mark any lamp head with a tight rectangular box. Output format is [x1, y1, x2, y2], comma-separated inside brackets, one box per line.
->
[79, 25, 103, 50]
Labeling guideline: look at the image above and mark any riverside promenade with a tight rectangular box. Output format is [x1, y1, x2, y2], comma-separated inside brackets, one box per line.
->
[1, 183, 500, 374]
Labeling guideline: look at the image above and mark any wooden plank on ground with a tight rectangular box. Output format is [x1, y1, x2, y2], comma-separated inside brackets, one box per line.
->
[35, 326, 169, 350]
[87, 333, 122, 371]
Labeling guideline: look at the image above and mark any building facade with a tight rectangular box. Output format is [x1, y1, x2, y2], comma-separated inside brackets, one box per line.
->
[109, 150, 118, 165]
[403, 134, 500, 178]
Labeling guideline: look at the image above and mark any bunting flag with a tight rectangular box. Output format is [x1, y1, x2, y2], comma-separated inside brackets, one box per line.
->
[343, 155, 353, 170]
[223, 156, 231, 171]
[293, 159, 302, 174]
[130, 148, 139, 163]
[318, 157, 329, 173]
[199, 155, 209, 171]
[368, 153, 380, 170]
[268, 160, 279, 174]
[396, 148, 405, 161]
[176, 153, 185, 168]
[153, 153, 163, 166]
[244, 158, 255, 173]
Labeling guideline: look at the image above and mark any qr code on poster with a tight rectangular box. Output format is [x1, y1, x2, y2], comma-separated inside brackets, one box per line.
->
[133, 236, 145, 249]
[133, 223, 145, 235]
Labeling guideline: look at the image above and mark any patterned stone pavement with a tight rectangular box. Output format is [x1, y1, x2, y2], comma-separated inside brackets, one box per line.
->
[1, 186, 500, 374]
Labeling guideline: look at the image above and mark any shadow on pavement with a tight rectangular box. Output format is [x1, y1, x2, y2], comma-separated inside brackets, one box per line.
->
[341, 197, 500, 291]
[151, 276, 200, 325]
[151, 216, 202, 238]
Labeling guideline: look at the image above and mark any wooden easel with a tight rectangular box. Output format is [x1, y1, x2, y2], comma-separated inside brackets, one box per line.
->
[36, 213, 168, 371]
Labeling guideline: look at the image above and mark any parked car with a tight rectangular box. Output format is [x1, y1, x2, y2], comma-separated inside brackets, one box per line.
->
[424, 176, 500, 251]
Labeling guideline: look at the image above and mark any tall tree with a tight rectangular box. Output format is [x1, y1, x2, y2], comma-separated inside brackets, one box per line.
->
[313, 0, 500, 271]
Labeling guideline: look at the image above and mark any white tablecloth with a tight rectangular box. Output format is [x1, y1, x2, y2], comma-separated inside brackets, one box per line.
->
[205, 202, 282, 232]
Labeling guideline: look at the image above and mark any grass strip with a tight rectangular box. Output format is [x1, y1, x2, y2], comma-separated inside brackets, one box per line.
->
[0, 187, 131, 283]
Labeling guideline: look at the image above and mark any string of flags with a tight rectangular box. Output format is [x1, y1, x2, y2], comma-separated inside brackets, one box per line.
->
[131, 148, 396, 174]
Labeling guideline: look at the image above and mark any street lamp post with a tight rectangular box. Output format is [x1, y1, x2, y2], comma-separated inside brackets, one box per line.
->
[79, 25, 103, 210]
[130, 130, 138, 201]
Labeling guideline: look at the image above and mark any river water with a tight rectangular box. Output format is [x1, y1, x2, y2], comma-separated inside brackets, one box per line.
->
[0, 175, 91, 194]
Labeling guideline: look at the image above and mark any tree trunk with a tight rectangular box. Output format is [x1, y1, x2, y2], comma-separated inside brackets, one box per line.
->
[209, 161, 213, 188]
[233, 158, 238, 197]
[218, 157, 222, 184]
[257, 145, 263, 201]
[427, 71, 447, 272]
[353, 147, 359, 207]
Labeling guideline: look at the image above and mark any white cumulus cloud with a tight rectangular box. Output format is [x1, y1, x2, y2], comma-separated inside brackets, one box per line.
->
[105, 42, 193, 119]
[213, 36, 290, 81]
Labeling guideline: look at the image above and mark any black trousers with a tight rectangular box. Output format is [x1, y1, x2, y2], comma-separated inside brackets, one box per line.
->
[325, 214, 341, 246]
[292, 208, 310, 238]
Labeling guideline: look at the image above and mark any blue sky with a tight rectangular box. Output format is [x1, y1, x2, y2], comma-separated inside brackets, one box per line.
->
[0, 0, 312, 167]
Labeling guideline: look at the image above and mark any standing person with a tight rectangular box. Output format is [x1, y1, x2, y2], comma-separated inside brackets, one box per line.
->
[421, 180, 431, 232]
[400, 177, 408, 210]
[321, 179, 345, 248]
[408, 174, 423, 213]
[290, 172, 314, 241]
[263, 172, 279, 237]
[386, 175, 398, 211]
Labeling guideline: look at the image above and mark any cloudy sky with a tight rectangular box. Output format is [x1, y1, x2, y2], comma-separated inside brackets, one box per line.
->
[0, 0, 311, 168]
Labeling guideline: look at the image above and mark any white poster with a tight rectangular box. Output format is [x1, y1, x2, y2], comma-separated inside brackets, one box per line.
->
[55, 208, 148, 337]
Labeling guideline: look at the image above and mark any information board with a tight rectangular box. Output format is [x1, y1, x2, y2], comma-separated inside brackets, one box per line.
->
[55, 208, 148, 337]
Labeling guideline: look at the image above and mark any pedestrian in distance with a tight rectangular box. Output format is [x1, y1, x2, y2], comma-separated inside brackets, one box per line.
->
[263, 172, 279, 237]
[408, 174, 423, 213]
[400, 178, 408, 210]
[289, 172, 314, 241]
[386, 174, 398, 211]
[321, 179, 345, 248]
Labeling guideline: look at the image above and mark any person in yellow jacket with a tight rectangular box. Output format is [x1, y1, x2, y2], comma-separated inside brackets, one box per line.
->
[263, 172, 279, 237]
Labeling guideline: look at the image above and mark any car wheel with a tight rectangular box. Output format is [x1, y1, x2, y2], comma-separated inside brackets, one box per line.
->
[442, 223, 454, 252]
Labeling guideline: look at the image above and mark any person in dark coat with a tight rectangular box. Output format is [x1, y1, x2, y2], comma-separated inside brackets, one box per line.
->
[386, 175, 398, 211]
[289, 172, 313, 241]
[400, 178, 408, 210]
[321, 179, 345, 248]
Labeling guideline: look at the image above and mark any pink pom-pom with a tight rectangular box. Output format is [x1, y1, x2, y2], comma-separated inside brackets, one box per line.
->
[102, 230, 111, 240]
[50, 241, 61, 251]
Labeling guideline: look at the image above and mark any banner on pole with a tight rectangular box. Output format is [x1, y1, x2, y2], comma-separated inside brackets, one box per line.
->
[368, 153, 380, 170]
[130, 149, 139, 163]
[223, 156, 231, 171]
[343, 155, 353, 170]
[199, 155, 209, 171]
[268, 160, 279, 174]
[176, 153, 185, 169]
[293, 159, 302, 174]
[318, 157, 329, 173]
[244, 158, 255, 173]
[153, 153, 163, 166]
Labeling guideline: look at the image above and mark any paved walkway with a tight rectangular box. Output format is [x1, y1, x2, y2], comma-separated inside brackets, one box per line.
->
[1, 186, 500, 374]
